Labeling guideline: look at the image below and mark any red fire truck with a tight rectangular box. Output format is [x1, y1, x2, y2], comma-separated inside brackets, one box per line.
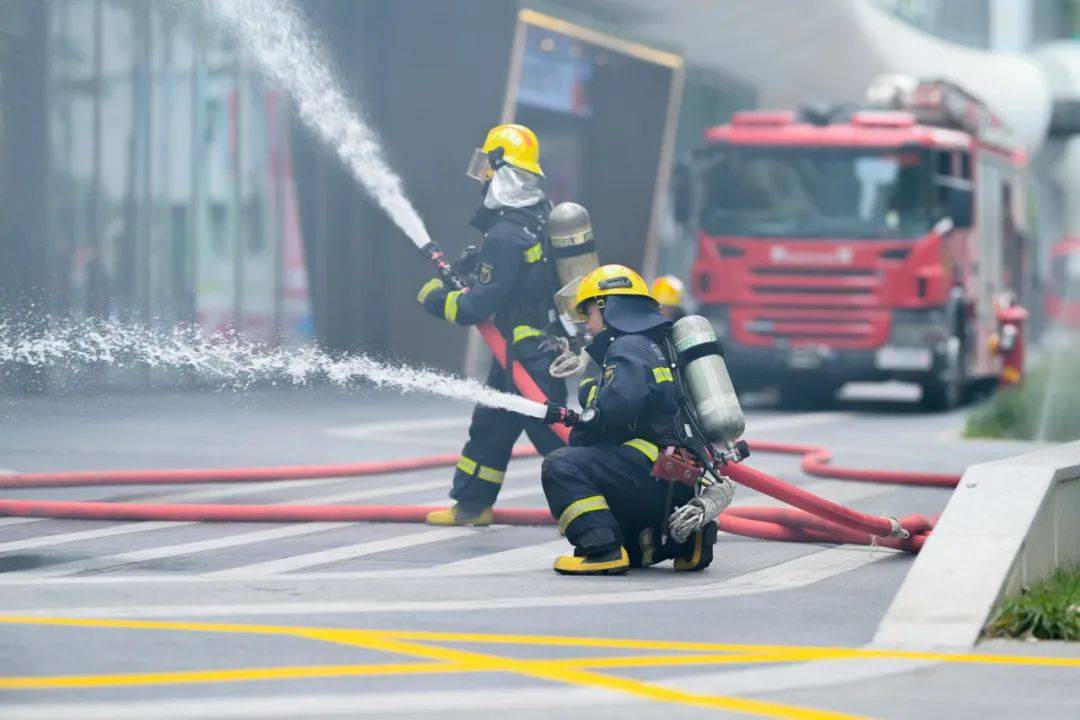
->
[681, 79, 1028, 410]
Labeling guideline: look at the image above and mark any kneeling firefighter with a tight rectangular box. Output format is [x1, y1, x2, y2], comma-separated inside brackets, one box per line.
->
[541, 264, 741, 575]
[417, 124, 595, 527]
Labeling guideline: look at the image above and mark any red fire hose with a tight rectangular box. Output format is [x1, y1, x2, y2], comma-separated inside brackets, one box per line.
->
[464, 320, 944, 549]
[476, 321, 571, 443]
[0, 296, 950, 554]
[0, 438, 954, 553]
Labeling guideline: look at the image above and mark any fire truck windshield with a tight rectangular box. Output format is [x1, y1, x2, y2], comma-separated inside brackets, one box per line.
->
[698, 146, 932, 239]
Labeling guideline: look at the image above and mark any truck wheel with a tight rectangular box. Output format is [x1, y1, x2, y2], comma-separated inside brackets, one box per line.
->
[920, 336, 965, 411]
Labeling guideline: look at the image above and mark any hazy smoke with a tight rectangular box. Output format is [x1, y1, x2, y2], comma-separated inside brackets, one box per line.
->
[199, 0, 433, 248]
[0, 320, 546, 419]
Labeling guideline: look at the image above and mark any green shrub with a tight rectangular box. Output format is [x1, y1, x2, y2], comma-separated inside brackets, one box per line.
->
[986, 565, 1080, 641]
[964, 347, 1080, 442]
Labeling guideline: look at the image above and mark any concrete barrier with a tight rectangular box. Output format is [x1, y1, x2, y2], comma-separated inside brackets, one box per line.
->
[874, 440, 1080, 649]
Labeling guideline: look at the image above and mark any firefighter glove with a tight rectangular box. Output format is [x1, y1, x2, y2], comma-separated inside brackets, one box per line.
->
[542, 402, 579, 427]
[668, 477, 735, 543]
[549, 349, 588, 379]
[417, 278, 445, 304]
[453, 245, 482, 281]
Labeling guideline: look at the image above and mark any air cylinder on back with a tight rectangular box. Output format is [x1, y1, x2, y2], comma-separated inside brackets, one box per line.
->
[671, 315, 745, 446]
[548, 202, 599, 287]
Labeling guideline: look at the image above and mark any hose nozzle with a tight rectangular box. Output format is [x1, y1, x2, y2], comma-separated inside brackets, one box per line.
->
[543, 402, 580, 427]
[418, 242, 465, 290]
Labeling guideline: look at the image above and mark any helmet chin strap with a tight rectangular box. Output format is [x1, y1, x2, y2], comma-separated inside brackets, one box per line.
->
[488, 146, 507, 171]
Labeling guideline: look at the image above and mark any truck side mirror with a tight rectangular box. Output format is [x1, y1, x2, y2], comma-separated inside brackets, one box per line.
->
[672, 161, 692, 225]
[948, 186, 973, 229]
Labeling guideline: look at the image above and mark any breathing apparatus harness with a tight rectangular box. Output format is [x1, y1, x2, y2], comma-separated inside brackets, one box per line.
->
[664, 334, 749, 483]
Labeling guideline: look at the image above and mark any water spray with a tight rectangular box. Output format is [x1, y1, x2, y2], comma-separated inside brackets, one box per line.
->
[195, 0, 491, 294]
[197, 0, 432, 249]
[193, 0, 569, 440]
[0, 320, 552, 420]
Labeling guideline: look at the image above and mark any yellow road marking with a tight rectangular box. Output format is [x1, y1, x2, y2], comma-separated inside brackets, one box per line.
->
[291, 627, 857, 720]
[2, 617, 1075, 669]
[0, 654, 799, 692]
[512, 664, 865, 720]
[365, 629, 1080, 667]
[2, 616, 1077, 720]
[0, 662, 462, 690]
[0, 616, 301, 636]
[552, 652, 814, 669]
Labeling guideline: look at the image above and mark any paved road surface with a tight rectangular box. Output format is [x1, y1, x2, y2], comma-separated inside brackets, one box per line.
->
[0, 385, 1074, 719]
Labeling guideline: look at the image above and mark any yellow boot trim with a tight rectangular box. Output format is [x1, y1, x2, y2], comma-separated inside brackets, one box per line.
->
[553, 547, 629, 575]
[425, 505, 493, 527]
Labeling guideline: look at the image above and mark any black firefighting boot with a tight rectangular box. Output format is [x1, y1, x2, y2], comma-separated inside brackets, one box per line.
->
[674, 520, 718, 572]
[553, 546, 629, 575]
[426, 503, 493, 527]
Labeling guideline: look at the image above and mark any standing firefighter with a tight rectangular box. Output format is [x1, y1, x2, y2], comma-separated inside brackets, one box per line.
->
[651, 275, 688, 322]
[417, 124, 567, 527]
[541, 264, 736, 575]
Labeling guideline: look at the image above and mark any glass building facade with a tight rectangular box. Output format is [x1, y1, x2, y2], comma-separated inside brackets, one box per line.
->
[871, 0, 1080, 49]
[43, 0, 311, 342]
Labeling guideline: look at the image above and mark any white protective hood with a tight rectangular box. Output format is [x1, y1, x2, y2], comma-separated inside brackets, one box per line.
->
[484, 166, 545, 209]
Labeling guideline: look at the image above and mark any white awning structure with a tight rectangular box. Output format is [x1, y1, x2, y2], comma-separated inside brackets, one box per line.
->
[585, 0, 1053, 151]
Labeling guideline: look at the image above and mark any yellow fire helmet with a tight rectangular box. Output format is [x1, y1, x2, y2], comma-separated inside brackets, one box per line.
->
[575, 264, 654, 313]
[651, 275, 685, 308]
[466, 123, 544, 181]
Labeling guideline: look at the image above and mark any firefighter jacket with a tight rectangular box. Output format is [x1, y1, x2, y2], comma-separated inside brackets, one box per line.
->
[572, 298, 680, 452]
[420, 202, 554, 342]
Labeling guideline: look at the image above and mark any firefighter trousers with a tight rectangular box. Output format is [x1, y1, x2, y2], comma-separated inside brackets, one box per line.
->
[450, 339, 567, 509]
[541, 442, 693, 565]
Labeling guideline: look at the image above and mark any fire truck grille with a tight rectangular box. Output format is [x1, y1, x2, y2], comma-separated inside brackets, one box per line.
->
[731, 306, 891, 349]
[745, 267, 882, 306]
[754, 286, 870, 295]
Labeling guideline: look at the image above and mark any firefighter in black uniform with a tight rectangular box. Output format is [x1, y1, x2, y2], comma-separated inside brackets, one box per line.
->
[541, 264, 734, 575]
[417, 124, 567, 527]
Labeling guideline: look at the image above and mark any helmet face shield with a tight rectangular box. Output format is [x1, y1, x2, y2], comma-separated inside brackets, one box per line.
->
[555, 276, 587, 324]
[465, 148, 494, 183]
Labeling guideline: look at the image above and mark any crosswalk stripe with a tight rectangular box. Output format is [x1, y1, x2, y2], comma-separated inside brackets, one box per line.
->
[0, 687, 619, 719]
[0, 545, 898, 615]
[0, 473, 879, 582]
[4, 490, 441, 578]
[0, 474, 446, 560]
[37, 523, 357, 577]
[203, 479, 552, 578]
[3, 463, 545, 578]
[0, 518, 39, 528]
[0, 476, 373, 533]
[205, 527, 479, 577]
[0, 521, 188, 554]
[424, 539, 568, 577]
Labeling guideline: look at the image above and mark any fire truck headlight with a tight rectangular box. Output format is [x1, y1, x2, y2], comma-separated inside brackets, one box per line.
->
[876, 309, 950, 371]
[887, 309, 949, 348]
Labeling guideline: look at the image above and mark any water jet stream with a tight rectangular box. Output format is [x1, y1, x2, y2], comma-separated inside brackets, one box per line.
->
[0, 320, 545, 419]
